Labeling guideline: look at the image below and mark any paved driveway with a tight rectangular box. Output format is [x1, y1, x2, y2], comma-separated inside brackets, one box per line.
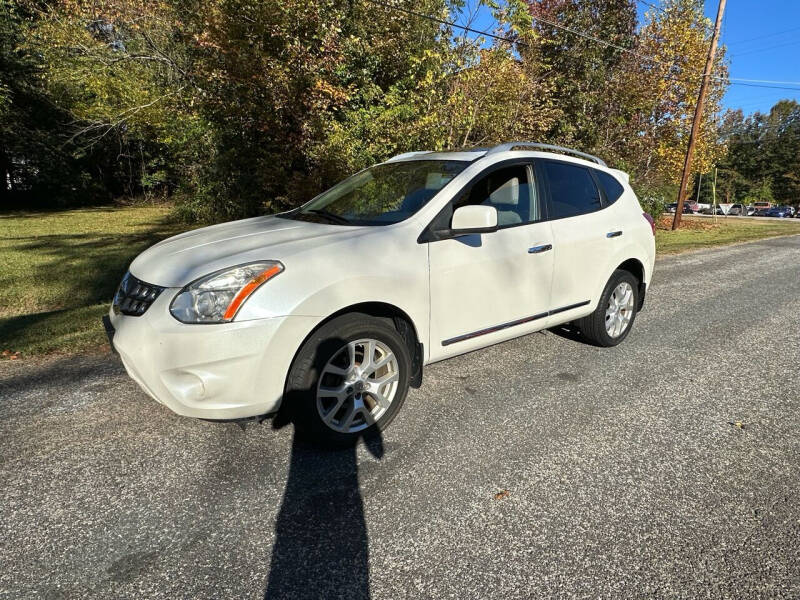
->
[2, 235, 799, 599]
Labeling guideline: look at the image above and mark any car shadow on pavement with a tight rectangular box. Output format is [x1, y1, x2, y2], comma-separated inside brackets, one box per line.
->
[264, 337, 384, 600]
[547, 322, 588, 345]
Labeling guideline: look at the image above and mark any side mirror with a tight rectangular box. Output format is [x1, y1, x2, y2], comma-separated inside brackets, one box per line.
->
[450, 205, 498, 234]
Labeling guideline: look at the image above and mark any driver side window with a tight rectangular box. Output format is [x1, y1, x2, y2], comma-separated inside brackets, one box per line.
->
[453, 164, 540, 227]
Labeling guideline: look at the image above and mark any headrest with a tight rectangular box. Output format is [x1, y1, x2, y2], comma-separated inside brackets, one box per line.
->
[426, 172, 449, 190]
[490, 177, 519, 206]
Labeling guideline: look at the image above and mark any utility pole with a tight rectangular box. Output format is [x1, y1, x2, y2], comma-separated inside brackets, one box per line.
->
[672, 0, 726, 230]
[712, 167, 718, 223]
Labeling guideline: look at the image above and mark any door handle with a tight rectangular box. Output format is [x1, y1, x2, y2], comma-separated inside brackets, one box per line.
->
[606, 231, 623, 238]
[528, 244, 552, 254]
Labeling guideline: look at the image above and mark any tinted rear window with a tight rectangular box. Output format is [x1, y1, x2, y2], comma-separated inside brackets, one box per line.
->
[543, 161, 602, 219]
[596, 171, 625, 204]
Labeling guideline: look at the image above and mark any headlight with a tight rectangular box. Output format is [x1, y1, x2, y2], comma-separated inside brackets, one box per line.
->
[169, 261, 284, 323]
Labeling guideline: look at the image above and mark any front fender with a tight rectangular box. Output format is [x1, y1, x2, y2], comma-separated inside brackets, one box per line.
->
[289, 276, 429, 354]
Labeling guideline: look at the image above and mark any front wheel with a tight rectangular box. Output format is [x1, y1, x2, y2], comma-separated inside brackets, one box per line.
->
[284, 313, 411, 446]
[577, 270, 639, 347]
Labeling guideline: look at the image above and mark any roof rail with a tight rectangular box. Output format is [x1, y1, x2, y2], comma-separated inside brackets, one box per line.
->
[386, 151, 432, 162]
[486, 142, 607, 167]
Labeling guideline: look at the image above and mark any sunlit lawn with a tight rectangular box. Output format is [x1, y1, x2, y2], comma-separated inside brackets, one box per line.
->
[2, 207, 799, 358]
[0, 206, 187, 357]
[655, 215, 800, 254]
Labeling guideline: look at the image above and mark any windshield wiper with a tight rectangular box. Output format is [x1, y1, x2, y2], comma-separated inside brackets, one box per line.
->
[306, 209, 351, 225]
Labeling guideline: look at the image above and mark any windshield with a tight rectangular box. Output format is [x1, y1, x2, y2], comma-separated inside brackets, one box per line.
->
[282, 160, 468, 226]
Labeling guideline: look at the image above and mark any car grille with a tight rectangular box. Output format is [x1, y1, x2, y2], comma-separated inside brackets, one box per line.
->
[113, 272, 164, 316]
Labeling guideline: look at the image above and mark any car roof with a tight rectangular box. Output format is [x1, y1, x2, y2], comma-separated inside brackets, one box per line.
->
[385, 142, 609, 168]
[386, 149, 613, 170]
[382, 142, 632, 184]
[385, 151, 487, 162]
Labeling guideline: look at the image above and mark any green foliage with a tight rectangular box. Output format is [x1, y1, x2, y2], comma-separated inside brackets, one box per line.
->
[526, 0, 638, 151]
[742, 178, 775, 205]
[722, 100, 800, 206]
[633, 179, 675, 219]
[4, 0, 731, 221]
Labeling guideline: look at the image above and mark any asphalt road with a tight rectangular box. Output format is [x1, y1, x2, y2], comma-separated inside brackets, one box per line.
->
[2, 235, 800, 599]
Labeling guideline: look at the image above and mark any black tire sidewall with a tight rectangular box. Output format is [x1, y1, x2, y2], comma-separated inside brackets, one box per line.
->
[285, 313, 411, 446]
[587, 270, 639, 347]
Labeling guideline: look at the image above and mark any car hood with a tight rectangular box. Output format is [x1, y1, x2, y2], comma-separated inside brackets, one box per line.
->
[129, 215, 366, 287]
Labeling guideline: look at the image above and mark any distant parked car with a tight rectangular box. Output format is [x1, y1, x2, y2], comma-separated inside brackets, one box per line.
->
[728, 203, 746, 216]
[765, 206, 793, 218]
[699, 205, 724, 215]
[753, 201, 771, 212]
[746, 205, 756, 216]
[753, 208, 770, 217]
[666, 202, 694, 214]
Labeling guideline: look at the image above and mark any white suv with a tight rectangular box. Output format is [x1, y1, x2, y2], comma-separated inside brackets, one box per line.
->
[105, 142, 655, 444]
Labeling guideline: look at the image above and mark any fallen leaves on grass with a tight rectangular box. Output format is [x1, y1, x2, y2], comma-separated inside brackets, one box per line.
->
[494, 489, 510, 501]
[657, 216, 719, 231]
[1, 349, 21, 360]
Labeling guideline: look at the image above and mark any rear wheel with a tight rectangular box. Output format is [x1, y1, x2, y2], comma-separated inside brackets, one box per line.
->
[285, 313, 411, 446]
[578, 270, 639, 347]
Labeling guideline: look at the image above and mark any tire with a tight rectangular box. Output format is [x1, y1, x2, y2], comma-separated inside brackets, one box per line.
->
[578, 270, 639, 347]
[284, 312, 411, 446]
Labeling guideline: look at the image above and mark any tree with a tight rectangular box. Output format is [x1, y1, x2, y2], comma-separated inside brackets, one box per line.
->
[723, 100, 800, 206]
[620, 0, 727, 189]
[524, 0, 638, 155]
[0, 0, 116, 206]
[9, 0, 734, 220]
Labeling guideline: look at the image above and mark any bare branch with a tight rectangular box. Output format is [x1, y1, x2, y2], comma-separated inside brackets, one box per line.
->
[62, 87, 184, 150]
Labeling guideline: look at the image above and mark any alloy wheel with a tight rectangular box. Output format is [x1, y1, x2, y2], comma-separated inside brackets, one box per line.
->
[316, 338, 400, 434]
[605, 282, 634, 338]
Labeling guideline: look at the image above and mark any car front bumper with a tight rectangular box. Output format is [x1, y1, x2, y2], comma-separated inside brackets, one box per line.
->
[106, 292, 320, 420]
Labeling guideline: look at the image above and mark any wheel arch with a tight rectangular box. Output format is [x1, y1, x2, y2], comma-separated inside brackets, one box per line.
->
[614, 257, 647, 310]
[285, 302, 425, 393]
[616, 257, 645, 283]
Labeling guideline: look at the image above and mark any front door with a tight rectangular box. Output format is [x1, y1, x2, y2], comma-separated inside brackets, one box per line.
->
[427, 162, 555, 361]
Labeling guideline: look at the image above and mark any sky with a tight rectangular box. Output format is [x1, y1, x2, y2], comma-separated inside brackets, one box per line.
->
[668, 0, 800, 115]
[458, 0, 800, 116]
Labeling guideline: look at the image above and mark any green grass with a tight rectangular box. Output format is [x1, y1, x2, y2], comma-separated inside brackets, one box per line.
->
[656, 216, 800, 254]
[0, 206, 187, 357]
[2, 208, 799, 359]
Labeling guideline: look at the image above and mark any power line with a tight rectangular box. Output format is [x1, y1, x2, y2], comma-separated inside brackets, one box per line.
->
[365, 0, 800, 93]
[528, 8, 688, 72]
[724, 25, 800, 46]
[729, 78, 800, 87]
[734, 100, 788, 111]
[636, 0, 667, 14]
[366, 0, 684, 71]
[362, 0, 521, 46]
[367, 0, 705, 82]
[728, 82, 800, 92]
[730, 39, 800, 58]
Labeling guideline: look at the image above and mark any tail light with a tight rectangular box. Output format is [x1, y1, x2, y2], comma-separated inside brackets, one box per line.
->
[643, 212, 655, 235]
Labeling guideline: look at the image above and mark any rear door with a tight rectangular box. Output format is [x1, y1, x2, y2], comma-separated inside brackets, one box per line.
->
[539, 159, 621, 313]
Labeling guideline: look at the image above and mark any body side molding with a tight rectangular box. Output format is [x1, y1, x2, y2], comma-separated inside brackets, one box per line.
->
[441, 300, 590, 346]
